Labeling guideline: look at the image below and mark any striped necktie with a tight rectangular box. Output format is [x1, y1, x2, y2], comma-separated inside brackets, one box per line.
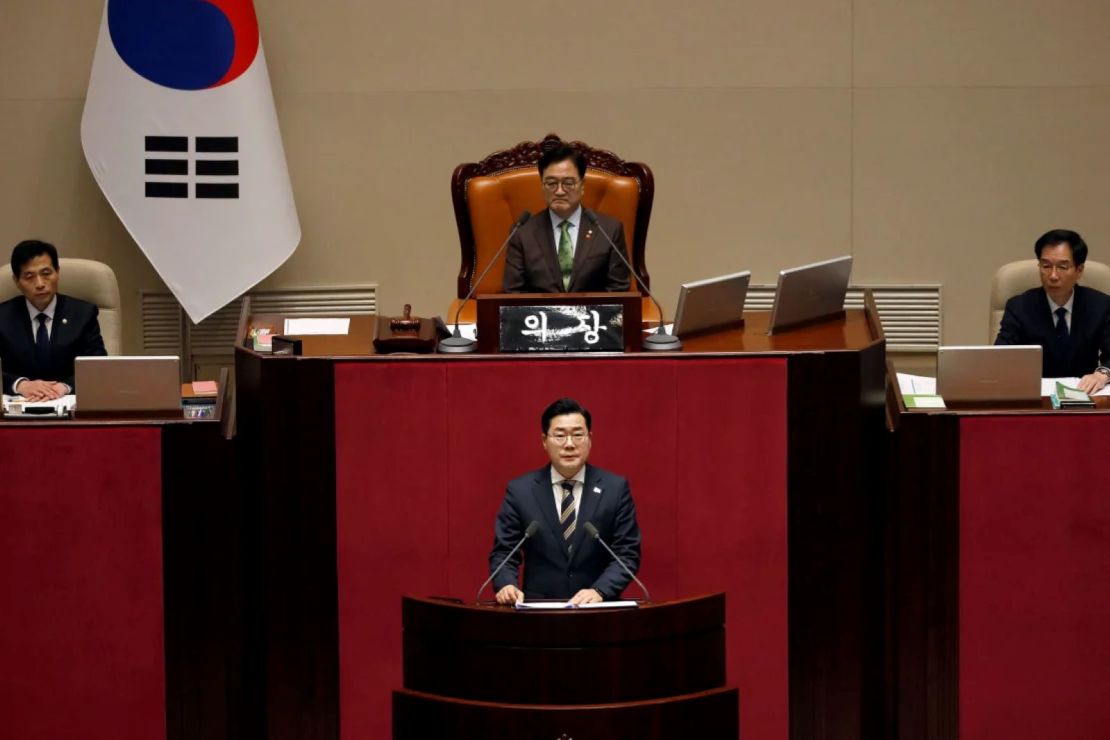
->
[559, 480, 576, 540]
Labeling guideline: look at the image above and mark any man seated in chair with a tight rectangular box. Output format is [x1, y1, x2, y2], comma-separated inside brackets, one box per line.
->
[1, 240, 107, 400]
[501, 143, 632, 293]
[995, 229, 1110, 393]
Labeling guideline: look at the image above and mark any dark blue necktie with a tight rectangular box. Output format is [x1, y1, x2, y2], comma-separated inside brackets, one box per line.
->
[35, 313, 49, 368]
[1055, 307, 1069, 340]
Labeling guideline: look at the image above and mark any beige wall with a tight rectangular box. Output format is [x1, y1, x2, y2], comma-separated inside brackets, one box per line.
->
[3, 1, 1110, 352]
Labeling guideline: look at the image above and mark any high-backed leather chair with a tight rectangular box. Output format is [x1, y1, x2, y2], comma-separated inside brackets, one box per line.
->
[0, 257, 122, 354]
[989, 258, 1110, 342]
[450, 133, 657, 324]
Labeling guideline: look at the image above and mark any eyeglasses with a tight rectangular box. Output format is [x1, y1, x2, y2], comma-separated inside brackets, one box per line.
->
[542, 178, 581, 192]
[547, 431, 589, 445]
[1038, 259, 1074, 274]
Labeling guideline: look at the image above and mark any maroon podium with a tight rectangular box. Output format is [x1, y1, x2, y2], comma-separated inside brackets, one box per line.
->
[393, 594, 739, 738]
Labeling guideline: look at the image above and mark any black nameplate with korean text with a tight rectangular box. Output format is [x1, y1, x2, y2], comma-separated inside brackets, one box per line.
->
[499, 304, 624, 352]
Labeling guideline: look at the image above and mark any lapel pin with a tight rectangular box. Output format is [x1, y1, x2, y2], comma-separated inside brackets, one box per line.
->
[586, 230, 593, 239]
[62, 318, 68, 325]
[593, 486, 602, 494]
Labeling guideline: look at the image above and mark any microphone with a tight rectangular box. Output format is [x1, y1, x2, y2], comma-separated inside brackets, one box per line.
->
[475, 520, 539, 603]
[583, 521, 650, 602]
[582, 210, 681, 351]
[440, 210, 532, 354]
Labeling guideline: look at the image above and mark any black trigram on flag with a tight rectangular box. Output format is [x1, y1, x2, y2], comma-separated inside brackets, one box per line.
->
[144, 136, 240, 199]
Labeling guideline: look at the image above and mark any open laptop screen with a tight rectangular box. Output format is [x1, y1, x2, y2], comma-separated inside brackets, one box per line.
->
[768, 255, 852, 334]
[936, 345, 1042, 403]
[75, 356, 181, 415]
[673, 270, 751, 338]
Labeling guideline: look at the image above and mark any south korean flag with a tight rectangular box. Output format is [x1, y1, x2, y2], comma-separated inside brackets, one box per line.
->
[81, 0, 300, 323]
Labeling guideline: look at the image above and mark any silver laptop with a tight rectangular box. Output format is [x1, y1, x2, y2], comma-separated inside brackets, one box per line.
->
[75, 356, 181, 415]
[936, 345, 1042, 403]
[767, 255, 853, 334]
[673, 270, 751, 338]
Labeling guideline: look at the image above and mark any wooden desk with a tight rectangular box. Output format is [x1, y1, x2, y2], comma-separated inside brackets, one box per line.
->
[235, 304, 886, 740]
[0, 412, 242, 740]
[394, 594, 738, 738]
[886, 373, 1110, 740]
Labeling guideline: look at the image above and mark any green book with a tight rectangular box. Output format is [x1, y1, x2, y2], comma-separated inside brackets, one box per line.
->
[1051, 382, 1095, 409]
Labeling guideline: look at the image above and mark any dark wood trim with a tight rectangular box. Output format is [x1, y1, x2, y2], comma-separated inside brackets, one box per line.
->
[161, 423, 245, 740]
[400, 594, 727, 705]
[787, 337, 888, 740]
[235, 348, 340, 740]
[392, 686, 739, 740]
[886, 411, 960, 740]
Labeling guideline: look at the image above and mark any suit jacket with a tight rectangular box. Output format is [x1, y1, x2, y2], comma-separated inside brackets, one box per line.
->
[994, 285, 1110, 377]
[0, 294, 108, 394]
[489, 463, 642, 601]
[501, 208, 632, 293]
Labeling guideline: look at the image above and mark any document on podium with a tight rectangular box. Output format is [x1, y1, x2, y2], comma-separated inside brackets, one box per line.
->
[513, 599, 638, 610]
[283, 317, 350, 335]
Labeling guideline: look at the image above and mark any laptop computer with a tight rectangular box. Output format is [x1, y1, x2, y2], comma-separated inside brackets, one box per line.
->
[767, 255, 853, 334]
[672, 270, 751, 338]
[936, 345, 1042, 403]
[75, 356, 182, 417]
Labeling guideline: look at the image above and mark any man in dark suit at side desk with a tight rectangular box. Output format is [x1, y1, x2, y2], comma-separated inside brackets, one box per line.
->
[1, 240, 107, 400]
[490, 398, 642, 606]
[501, 142, 632, 293]
[995, 228, 1110, 393]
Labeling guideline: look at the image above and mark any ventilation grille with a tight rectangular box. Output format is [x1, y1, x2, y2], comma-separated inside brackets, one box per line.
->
[141, 285, 378, 376]
[141, 292, 184, 354]
[744, 284, 941, 352]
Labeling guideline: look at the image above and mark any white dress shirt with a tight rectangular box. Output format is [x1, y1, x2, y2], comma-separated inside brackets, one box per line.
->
[26, 296, 57, 338]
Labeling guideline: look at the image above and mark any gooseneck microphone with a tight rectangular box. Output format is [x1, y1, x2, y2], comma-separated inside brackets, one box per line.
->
[475, 520, 539, 603]
[583, 521, 651, 602]
[582, 210, 681, 351]
[439, 210, 532, 354]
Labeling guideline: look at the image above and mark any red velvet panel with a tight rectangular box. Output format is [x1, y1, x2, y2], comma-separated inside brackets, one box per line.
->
[676, 359, 788, 740]
[960, 416, 1110, 740]
[335, 357, 789, 740]
[334, 363, 450, 740]
[0, 426, 166, 740]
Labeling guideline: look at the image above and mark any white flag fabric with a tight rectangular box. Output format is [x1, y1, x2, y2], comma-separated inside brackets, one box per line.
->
[81, 0, 300, 323]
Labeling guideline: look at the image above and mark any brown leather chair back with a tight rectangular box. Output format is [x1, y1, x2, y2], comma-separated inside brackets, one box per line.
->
[452, 134, 654, 298]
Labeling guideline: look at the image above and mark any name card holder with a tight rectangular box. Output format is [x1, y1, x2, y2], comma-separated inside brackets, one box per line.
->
[475, 292, 642, 354]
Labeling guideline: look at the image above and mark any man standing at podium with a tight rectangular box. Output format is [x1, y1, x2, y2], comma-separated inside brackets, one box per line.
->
[1, 240, 107, 399]
[995, 229, 1110, 393]
[490, 398, 641, 606]
[501, 143, 631, 293]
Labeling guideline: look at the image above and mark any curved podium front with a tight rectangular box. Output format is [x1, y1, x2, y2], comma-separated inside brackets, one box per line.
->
[392, 593, 739, 738]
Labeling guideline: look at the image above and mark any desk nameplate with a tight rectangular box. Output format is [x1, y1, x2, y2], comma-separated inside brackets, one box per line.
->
[499, 304, 623, 352]
[475, 292, 642, 354]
